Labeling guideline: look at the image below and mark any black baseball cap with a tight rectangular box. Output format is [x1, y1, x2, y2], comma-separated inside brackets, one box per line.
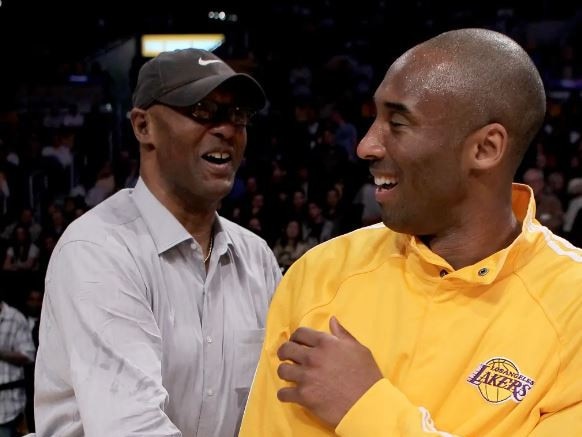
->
[132, 48, 266, 110]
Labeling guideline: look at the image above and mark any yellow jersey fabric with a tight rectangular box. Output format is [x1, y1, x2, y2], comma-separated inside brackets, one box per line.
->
[239, 184, 582, 437]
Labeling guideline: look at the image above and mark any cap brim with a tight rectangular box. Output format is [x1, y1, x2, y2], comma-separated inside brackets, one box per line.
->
[156, 73, 266, 110]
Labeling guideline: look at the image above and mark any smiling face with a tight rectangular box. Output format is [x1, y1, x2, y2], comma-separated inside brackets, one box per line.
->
[135, 85, 248, 209]
[357, 50, 474, 236]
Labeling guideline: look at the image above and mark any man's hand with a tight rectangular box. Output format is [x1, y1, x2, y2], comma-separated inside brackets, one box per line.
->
[277, 317, 383, 428]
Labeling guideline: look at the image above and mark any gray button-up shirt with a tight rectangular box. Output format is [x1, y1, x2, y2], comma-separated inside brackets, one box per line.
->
[34, 178, 282, 437]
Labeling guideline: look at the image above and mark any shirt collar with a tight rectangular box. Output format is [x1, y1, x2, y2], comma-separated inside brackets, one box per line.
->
[213, 215, 239, 259]
[131, 177, 237, 256]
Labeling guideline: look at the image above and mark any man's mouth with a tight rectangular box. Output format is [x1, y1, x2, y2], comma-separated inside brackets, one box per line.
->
[374, 175, 398, 190]
[202, 152, 232, 165]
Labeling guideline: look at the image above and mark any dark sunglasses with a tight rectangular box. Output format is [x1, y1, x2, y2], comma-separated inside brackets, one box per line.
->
[179, 99, 256, 127]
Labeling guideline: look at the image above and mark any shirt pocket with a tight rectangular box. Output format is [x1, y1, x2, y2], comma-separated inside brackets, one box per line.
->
[233, 328, 265, 409]
[233, 328, 264, 389]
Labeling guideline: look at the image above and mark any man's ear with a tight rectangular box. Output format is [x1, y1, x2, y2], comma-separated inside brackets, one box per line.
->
[130, 108, 152, 144]
[467, 122, 508, 171]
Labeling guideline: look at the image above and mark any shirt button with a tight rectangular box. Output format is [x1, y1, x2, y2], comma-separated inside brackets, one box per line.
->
[478, 267, 489, 276]
[190, 243, 197, 250]
[206, 336, 213, 344]
[439, 269, 448, 278]
[207, 389, 214, 396]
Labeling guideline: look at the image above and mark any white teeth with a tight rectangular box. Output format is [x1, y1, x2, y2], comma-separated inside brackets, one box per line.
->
[206, 152, 231, 159]
[374, 176, 397, 186]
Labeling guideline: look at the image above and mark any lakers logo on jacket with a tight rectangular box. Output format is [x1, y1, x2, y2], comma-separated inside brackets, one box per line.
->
[467, 357, 535, 403]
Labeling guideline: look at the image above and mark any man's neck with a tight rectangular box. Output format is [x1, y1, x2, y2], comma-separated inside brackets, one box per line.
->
[142, 176, 218, 245]
[421, 204, 521, 271]
[175, 210, 216, 242]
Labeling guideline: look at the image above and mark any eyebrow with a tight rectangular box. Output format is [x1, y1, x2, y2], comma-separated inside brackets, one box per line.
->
[382, 101, 411, 114]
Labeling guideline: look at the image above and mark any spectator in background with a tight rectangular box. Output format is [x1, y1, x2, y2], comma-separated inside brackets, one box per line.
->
[23, 288, 43, 348]
[302, 201, 334, 243]
[273, 219, 314, 273]
[62, 104, 84, 129]
[323, 186, 350, 235]
[35, 233, 57, 275]
[289, 189, 307, 223]
[1, 208, 42, 245]
[522, 167, 564, 234]
[352, 179, 383, 226]
[241, 192, 268, 228]
[0, 172, 9, 220]
[309, 123, 349, 202]
[0, 296, 35, 437]
[84, 161, 116, 208]
[23, 286, 43, 433]
[41, 130, 73, 170]
[247, 216, 266, 240]
[2, 226, 39, 272]
[43, 207, 67, 240]
[563, 177, 582, 243]
[293, 163, 312, 201]
[287, 99, 320, 170]
[330, 106, 358, 162]
[41, 129, 75, 198]
[240, 174, 260, 207]
[34, 47, 281, 437]
[288, 54, 313, 100]
[41, 106, 63, 131]
[547, 170, 569, 210]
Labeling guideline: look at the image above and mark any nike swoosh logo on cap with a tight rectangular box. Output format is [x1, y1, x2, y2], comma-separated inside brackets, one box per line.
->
[198, 58, 223, 66]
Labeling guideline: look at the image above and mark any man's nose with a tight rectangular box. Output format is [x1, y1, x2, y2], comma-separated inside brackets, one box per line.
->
[356, 122, 386, 160]
[209, 121, 241, 140]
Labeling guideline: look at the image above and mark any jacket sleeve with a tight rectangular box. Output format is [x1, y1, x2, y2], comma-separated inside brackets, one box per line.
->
[336, 379, 461, 436]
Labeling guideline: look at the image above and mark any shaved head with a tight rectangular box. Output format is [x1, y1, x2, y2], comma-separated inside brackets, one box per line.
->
[392, 28, 546, 174]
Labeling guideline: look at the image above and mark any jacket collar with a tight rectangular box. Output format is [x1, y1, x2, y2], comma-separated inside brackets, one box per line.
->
[402, 183, 540, 285]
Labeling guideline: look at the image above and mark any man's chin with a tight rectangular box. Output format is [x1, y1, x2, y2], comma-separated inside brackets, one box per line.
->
[210, 181, 234, 200]
[380, 213, 411, 234]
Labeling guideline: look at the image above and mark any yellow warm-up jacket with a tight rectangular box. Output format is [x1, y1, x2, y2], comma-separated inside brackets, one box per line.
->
[239, 184, 582, 437]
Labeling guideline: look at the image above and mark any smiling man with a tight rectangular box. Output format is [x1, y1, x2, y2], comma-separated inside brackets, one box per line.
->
[33, 48, 282, 437]
[239, 29, 582, 436]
